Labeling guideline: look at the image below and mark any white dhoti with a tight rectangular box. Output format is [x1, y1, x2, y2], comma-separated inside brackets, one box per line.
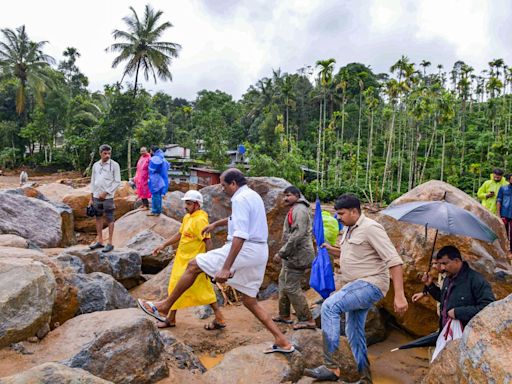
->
[196, 241, 269, 297]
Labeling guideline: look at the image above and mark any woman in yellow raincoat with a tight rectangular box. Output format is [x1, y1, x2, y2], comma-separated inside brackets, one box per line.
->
[137, 190, 225, 330]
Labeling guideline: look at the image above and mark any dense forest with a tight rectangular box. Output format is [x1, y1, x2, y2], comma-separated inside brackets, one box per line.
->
[1, 5, 511, 203]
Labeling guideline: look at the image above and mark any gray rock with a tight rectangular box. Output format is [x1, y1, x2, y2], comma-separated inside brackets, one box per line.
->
[57, 248, 142, 289]
[0, 362, 112, 383]
[3, 187, 76, 246]
[72, 272, 136, 315]
[290, 329, 360, 382]
[203, 342, 302, 383]
[0, 192, 62, 248]
[54, 253, 86, 274]
[162, 191, 186, 222]
[0, 257, 56, 348]
[160, 332, 206, 373]
[124, 229, 173, 273]
[58, 309, 168, 383]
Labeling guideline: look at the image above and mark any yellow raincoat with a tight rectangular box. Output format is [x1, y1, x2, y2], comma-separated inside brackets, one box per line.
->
[477, 175, 507, 215]
[168, 209, 216, 309]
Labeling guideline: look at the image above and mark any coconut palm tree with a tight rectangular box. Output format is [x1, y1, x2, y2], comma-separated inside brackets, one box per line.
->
[107, 4, 181, 177]
[0, 25, 55, 116]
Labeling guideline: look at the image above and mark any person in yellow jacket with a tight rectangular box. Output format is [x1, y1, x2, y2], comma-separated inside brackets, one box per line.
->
[137, 190, 226, 330]
[477, 169, 507, 215]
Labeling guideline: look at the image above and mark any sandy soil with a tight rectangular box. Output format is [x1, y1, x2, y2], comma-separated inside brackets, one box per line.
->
[0, 171, 81, 189]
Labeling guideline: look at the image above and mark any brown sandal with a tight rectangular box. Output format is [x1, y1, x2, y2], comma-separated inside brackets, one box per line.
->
[204, 320, 226, 330]
[156, 318, 176, 328]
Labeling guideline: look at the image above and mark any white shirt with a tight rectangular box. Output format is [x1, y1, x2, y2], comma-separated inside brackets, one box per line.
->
[227, 185, 268, 243]
[90, 159, 121, 199]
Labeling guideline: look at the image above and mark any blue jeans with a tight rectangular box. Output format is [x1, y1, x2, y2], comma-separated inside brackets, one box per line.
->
[151, 193, 163, 214]
[321, 280, 383, 372]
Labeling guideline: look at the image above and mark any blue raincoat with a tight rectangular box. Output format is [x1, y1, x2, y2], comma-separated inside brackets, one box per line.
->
[148, 149, 170, 195]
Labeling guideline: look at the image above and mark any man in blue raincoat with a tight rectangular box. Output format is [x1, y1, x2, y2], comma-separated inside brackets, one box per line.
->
[148, 145, 170, 216]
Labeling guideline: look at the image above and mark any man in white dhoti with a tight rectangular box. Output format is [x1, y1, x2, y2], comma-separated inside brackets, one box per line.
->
[141, 168, 294, 354]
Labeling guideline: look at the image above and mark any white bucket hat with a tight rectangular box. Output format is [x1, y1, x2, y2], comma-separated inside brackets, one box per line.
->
[181, 190, 204, 204]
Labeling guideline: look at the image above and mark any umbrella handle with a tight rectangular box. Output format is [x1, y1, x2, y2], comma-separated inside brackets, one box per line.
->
[427, 228, 439, 272]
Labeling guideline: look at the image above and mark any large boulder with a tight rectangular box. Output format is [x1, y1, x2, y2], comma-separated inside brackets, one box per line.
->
[0, 234, 36, 249]
[0, 247, 80, 330]
[202, 343, 302, 384]
[130, 262, 173, 301]
[162, 191, 186, 222]
[56, 248, 142, 289]
[458, 293, 512, 383]
[124, 229, 174, 273]
[0, 256, 56, 348]
[36, 182, 74, 202]
[34, 309, 169, 383]
[71, 272, 136, 315]
[0, 192, 63, 248]
[375, 180, 512, 335]
[423, 293, 512, 383]
[0, 362, 112, 384]
[103, 209, 181, 248]
[4, 187, 76, 247]
[187, 177, 292, 286]
[62, 182, 137, 233]
[290, 330, 360, 382]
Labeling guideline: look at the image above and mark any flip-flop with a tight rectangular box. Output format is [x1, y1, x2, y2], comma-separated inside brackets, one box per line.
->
[263, 344, 295, 354]
[204, 320, 226, 331]
[272, 316, 293, 324]
[137, 299, 166, 322]
[293, 321, 317, 330]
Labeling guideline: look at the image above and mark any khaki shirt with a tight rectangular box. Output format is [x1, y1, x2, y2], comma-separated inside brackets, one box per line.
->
[339, 214, 403, 296]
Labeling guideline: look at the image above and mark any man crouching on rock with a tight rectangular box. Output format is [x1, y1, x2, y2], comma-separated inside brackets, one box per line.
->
[305, 194, 408, 383]
[138, 168, 294, 354]
[88, 144, 121, 253]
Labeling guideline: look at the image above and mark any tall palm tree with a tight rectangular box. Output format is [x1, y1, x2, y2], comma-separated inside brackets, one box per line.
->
[0, 25, 55, 115]
[107, 4, 181, 177]
[315, 58, 336, 187]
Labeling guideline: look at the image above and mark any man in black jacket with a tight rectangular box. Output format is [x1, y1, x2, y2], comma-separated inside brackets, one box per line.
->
[425, 245, 495, 331]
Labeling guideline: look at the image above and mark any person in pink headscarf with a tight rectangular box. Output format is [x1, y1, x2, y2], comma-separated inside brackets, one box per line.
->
[134, 146, 152, 209]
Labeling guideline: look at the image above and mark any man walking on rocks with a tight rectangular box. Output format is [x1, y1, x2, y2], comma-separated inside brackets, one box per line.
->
[272, 185, 316, 330]
[138, 168, 294, 354]
[305, 194, 408, 383]
[89, 144, 121, 253]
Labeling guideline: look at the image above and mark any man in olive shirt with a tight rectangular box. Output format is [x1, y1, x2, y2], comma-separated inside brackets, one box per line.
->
[305, 194, 408, 383]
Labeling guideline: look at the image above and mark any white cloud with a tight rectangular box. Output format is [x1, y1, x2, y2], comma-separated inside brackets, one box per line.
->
[0, 0, 510, 100]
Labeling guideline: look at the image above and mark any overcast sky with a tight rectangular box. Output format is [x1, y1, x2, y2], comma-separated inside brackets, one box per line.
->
[1, 0, 510, 100]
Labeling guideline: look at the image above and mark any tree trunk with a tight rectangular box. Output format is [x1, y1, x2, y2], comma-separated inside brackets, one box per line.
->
[316, 99, 322, 189]
[127, 60, 142, 179]
[356, 91, 363, 186]
[381, 109, 396, 200]
[365, 109, 374, 188]
[440, 130, 446, 181]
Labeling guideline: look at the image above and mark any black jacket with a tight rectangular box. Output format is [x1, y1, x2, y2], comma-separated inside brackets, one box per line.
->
[426, 261, 495, 329]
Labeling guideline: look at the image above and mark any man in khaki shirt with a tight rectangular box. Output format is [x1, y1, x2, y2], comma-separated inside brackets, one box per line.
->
[305, 194, 408, 383]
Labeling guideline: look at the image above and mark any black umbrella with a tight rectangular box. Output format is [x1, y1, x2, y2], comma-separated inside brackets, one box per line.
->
[390, 332, 438, 352]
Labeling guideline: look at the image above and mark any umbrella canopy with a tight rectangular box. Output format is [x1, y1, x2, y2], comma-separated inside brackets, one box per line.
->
[309, 199, 335, 299]
[382, 201, 497, 243]
[391, 332, 438, 352]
